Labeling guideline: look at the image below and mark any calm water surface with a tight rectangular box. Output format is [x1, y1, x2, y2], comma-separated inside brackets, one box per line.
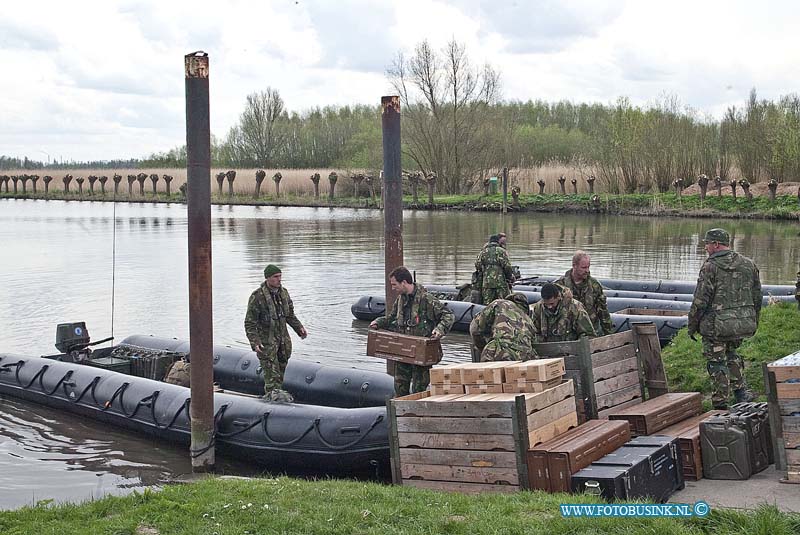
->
[0, 198, 798, 508]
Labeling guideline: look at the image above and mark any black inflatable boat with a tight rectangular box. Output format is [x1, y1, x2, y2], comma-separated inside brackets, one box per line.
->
[350, 296, 688, 345]
[0, 337, 393, 476]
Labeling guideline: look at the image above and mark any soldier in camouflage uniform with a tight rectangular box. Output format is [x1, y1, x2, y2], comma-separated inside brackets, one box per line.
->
[470, 293, 538, 362]
[530, 283, 596, 342]
[795, 264, 800, 309]
[555, 251, 613, 336]
[473, 233, 515, 305]
[244, 264, 308, 402]
[370, 266, 454, 396]
[688, 228, 761, 409]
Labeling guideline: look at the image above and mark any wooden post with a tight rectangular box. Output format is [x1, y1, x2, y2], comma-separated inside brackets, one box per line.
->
[512, 394, 531, 490]
[387, 399, 403, 484]
[764, 363, 787, 472]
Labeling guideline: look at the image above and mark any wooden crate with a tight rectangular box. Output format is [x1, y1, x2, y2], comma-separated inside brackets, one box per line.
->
[531, 324, 668, 423]
[430, 364, 464, 385]
[366, 330, 442, 366]
[502, 377, 562, 394]
[387, 381, 576, 494]
[764, 357, 800, 481]
[658, 410, 727, 480]
[608, 392, 702, 436]
[459, 362, 512, 384]
[504, 358, 565, 382]
[430, 383, 465, 395]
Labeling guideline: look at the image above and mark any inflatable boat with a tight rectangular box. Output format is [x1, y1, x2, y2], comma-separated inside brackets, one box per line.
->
[513, 275, 795, 297]
[350, 296, 688, 345]
[119, 335, 394, 407]
[0, 337, 393, 476]
[426, 285, 794, 307]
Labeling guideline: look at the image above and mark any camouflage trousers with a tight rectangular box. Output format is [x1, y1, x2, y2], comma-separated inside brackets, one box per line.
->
[703, 338, 745, 408]
[394, 363, 431, 396]
[257, 343, 291, 395]
[480, 286, 510, 305]
[480, 340, 536, 362]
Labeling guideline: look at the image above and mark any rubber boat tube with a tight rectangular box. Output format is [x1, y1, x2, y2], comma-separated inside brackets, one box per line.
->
[429, 284, 794, 306]
[351, 296, 688, 345]
[0, 354, 389, 476]
[515, 275, 795, 296]
[427, 287, 691, 313]
[120, 335, 394, 408]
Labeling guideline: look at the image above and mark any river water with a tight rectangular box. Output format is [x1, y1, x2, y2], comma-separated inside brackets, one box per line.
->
[0, 198, 797, 508]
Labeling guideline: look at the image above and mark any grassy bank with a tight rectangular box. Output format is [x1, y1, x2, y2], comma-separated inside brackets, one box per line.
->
[2, 190, 799, 219]
[1, 476, 798, 535]
[663, 303, 800, 407]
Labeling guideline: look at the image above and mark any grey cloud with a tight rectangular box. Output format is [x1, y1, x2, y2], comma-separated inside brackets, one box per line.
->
[0, 21, 59, 51]
[463, 0, 624, 54]
[614, 49, 672, 82]
[308, 2, 397, 72]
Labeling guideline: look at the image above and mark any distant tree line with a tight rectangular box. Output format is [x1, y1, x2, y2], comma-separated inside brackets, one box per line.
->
[5, 42, 799, 195]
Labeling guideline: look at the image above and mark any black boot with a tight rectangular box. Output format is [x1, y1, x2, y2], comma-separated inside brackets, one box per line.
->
[733, 388, 755, 403]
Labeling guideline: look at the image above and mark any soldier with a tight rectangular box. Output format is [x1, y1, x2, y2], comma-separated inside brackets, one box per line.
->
[473, 233, 515, 305]
[470, 293, 538, 362]
[531, 283, 596, 343]
[244, 264, 308, 402]
[688, 228, 761, 409]
[555, 250, 613, 336]
[795, 264, 800, 310]
[369, 266, 454, 396]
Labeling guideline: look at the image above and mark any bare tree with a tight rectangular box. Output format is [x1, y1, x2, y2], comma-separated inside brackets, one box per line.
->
[232, 88, 287, 168]
[387, 39, 500, 194]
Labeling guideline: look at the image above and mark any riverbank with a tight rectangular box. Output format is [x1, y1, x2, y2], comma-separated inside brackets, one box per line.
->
[2, 191, 799, 219]
[1, 475, 797, 534]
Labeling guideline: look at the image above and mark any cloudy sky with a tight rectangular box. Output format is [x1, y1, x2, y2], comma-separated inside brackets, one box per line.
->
[2, 0, 798, 163]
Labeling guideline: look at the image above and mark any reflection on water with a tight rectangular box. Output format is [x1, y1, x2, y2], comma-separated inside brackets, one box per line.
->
[0, 198, 798, 508]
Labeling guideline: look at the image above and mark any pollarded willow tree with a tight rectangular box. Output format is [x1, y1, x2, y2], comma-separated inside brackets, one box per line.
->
[387, 39, 501, 194]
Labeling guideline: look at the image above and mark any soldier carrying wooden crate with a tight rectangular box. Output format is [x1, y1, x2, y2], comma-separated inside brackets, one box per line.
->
[370, 266, 454, 396]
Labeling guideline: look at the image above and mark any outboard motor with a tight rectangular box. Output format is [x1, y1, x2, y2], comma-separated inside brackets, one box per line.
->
[54, 322, 113, 362]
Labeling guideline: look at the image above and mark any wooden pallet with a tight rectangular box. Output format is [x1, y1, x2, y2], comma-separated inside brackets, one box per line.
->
[388, 382, 576, 494]
[532, 324, 667, 423]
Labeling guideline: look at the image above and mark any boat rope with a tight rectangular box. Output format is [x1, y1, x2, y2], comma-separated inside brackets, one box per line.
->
[260, 411, 316, 446]
[102, 382, 131, 414]
[189, 404, 229, 459]
[453, 303, 476, 325]
[312, 413, 385, 451]
[110, 182, 117, 346]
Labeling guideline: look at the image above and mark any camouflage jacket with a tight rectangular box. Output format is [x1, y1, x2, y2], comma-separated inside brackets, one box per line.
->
[474, 243, 514, 290]
[470, 299, 537, 359]
[374, 284, 455, 337]
[531, 294, 596, 343]
[555, 270, 613, 336]
[688, 250, 761, 341]
[795, 266, 800, 306]
[244, 283, 305, 352]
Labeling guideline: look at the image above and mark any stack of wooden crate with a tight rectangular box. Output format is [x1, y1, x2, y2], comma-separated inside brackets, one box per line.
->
[388, 377, 578, 493]
[531, 324, 668, 423]
[429, 358, 566, 396]
[765, 353, 800, 484]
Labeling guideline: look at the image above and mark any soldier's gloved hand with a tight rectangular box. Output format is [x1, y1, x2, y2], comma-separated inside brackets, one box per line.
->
[368, 321, 379, 330]
[431, 329, 443, 340]
[255, 344, 264, 354]
[299, 327, 308, 339]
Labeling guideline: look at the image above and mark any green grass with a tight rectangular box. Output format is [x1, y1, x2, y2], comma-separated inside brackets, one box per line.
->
[1, 477, 798, 535]
[663, 303, 800, 408]
[3, 191, 799, 219]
